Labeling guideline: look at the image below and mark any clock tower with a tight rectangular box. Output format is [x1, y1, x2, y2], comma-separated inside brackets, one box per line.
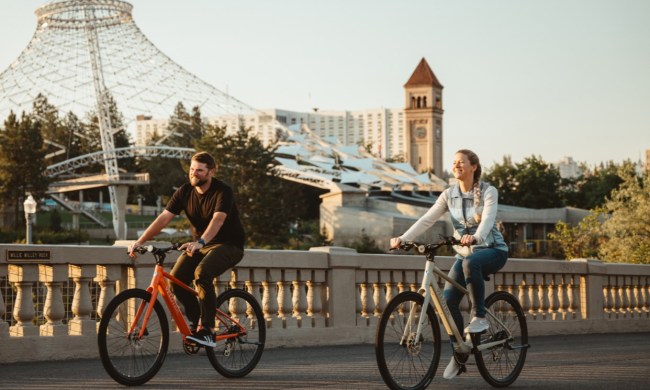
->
[404, 58, 444, 175]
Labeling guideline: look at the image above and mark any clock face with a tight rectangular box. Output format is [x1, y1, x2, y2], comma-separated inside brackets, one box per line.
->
[416, 127, 426, 139]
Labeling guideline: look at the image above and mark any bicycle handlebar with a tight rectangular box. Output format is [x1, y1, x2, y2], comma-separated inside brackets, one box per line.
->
[132, 242, 182, 257]
[392, 235, 461, 255]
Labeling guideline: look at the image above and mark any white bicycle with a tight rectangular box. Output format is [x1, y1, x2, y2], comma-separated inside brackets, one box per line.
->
[375, 237, 529, 389]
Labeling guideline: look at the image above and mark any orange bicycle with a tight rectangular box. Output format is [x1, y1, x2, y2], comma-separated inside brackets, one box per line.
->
[98, 243, 266, 386]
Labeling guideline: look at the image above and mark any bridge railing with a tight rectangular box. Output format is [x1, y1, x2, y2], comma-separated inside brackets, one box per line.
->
[1, 243, 648, 363]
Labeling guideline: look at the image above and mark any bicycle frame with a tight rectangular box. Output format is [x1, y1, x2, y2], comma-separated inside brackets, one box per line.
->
[131, 261, 248, 343]
[407, 256, 512, 355]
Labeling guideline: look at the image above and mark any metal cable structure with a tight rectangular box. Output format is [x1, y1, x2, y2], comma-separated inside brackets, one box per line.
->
[0, 0, 257, 123]
[0, 0, 258, 239]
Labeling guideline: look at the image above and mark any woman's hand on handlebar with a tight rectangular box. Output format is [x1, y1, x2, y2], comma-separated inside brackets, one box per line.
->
[459, 234, 476, 246]
[390, 237, 402, 250]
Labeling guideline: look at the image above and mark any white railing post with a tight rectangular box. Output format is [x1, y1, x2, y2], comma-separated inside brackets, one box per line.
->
[39, 264, 67, 336]
[8, 264, 39, 337]
[68, 264, 96, 335]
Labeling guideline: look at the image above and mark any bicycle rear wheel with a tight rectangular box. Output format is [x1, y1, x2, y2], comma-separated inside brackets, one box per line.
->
[375, 291, 442, 390]
[475, 291, 528, 387]
[206, 288, 266, 378]
[97, 288, 169, 386]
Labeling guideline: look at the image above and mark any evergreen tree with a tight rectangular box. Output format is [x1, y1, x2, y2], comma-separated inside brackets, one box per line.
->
[85, 92, 134, 174]
[0, 111, 50, 228]
[32, 93, 66, 164]
[167, 102, 203, 148]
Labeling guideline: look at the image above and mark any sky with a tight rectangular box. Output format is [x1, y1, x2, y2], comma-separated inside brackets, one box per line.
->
[1, 0, 649, 169]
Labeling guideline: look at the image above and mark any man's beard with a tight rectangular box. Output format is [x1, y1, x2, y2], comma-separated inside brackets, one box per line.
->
[190, 177, 207, 187]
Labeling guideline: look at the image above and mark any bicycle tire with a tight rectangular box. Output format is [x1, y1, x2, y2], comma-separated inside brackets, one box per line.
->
[475, 291, 528, 387]
[206, 288, 266, 378]
[97, 288, 169, 386]
[375, 291, 442, 390]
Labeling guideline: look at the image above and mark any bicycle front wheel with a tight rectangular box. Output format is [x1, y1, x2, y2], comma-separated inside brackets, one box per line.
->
[206, 288, 266, 378]
[97, 288, 169, 386]
[375, 291, 441, 390]
[475, 291, 528, 387]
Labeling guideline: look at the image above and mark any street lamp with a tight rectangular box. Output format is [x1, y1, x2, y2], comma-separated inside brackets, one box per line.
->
[24, 194, 37, 245]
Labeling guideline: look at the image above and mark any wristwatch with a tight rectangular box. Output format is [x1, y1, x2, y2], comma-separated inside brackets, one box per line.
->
[197, 238, 206, 246]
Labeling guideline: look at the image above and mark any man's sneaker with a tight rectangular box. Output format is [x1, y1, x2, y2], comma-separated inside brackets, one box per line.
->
[186, 328, 216, 347]
[443, 354, 467, 380]
[464, 316, 489, 334]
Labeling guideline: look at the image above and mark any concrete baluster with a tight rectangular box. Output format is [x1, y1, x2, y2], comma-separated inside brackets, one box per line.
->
[9, 264, 39, 336]
[384, 272, 396, 314]
[548, 275, 560, 320]
[292, 271, 308, 328]
[640, 278, 650, 318]
[557, 275, 568, 320]
[68, 264, 96, 335]
[518, 275, 530, 315]
[529, 274, 540, 320]
[278, 270, 296, 328]
[248, 269, 265, 327]
[95, 265, 120, 320]
[615, 277, 625, 317]
[538, 275, 550, 320]
[307, 270, 326, 328]
[624, 277, 634, 318]
[262, 269, 281, 329]
[40, 264, 67, 336]
[565, 275, 574, 319]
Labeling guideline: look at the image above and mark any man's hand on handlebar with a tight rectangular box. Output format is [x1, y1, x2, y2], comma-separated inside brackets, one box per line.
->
[389, 237, 402, 250]
[128, 241, 142, 259]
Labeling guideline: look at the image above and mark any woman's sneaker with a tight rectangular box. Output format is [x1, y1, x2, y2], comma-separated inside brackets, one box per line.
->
[464, 316, 489, 333]
[186, 328, 216, 347]
[443, 354, 468, 380]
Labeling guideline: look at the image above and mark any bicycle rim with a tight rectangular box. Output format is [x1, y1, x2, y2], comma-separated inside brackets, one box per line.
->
[97, 289, 169, 386]
[475, 291, 528, 387]
[375, 291, 441, 390]
[206, 289, 266, 378]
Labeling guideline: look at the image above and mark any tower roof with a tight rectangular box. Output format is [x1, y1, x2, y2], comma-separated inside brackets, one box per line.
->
[404, 58, 443, 89]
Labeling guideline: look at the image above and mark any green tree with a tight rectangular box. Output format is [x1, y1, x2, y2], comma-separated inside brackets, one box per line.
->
[167, 102, 203, 148]
[61, 111, 87, 161]
[195, 124, 305, 247]
[483, 155, 562, 208]
[32, 93, 66, 164]
[598, 169, 649, 264]
[483, 155, 517, 206]
[548, 211, 603, 259]
[561, 161, 627, 210]
[0, 111, 50, 228]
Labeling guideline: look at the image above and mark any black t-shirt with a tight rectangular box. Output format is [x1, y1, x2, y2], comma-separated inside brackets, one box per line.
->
[166, 179, 245, 249]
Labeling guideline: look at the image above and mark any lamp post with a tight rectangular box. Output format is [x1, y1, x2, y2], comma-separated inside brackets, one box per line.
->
[24, 194, 37, 245]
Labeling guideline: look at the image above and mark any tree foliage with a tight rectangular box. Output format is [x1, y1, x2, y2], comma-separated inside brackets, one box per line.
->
[195, 124, 308, 247]
[598, 169, 650, 264]
[548, 211, 604, 259]
[0, 111, 50, 228]
[561, 161, 630, 209]
[550, 167, 649, 264]
[483, 155, 562, 208]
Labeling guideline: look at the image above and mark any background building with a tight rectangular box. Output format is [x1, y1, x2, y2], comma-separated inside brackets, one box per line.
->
[134, 58, 444, 175]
